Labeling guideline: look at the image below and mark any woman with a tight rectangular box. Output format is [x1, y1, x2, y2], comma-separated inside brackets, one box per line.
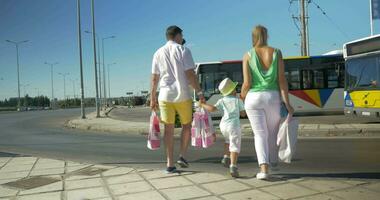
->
[240, 25, 294, 180]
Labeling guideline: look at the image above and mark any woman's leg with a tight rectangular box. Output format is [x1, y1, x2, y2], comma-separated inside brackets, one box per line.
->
[245, 108, 269, 168]
[265, 95, 281, 165]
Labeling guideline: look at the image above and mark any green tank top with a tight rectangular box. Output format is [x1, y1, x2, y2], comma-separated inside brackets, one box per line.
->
[248, 48, 279, 92]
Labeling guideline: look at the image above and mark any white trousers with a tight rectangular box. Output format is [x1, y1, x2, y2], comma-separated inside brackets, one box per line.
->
[220, 123, 241, 153]
[245, 91, 281, 166]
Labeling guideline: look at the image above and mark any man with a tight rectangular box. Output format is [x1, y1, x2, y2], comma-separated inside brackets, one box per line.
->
[150, 25, 204, 173]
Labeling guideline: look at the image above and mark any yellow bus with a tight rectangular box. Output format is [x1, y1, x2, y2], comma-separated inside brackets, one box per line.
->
[343, 34, 380, 119]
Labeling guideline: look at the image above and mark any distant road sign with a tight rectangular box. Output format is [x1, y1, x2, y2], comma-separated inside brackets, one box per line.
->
[141, 91, 148, 94]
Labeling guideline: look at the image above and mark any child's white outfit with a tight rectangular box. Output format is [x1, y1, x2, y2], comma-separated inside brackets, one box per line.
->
[214, 95, 245, 153]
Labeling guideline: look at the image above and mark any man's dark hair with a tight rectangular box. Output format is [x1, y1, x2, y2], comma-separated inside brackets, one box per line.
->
[166, 25, 182, 39]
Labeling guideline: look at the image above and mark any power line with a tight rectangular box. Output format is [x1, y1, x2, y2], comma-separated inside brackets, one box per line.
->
[310, 0, 349, 38]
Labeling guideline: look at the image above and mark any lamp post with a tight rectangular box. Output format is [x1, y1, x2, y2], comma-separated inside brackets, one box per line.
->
[107, 62, 116, 105]
[44, 62, 58, 108]
[77, 0, 86, 119]
[90, 0, 100, 117]
[101, 36, 115, 107]
[5, 39, 29, 111]
[71, 79, 78, 98]
[58, 73, 69, 100]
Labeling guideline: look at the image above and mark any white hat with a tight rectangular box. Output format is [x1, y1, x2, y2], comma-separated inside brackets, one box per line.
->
[218, 78, 238, 96]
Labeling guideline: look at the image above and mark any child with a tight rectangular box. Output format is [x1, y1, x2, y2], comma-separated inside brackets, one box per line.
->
[200, 78, 246, 177]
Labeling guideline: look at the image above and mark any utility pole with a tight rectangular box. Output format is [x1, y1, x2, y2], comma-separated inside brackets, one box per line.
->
[77, 0, 86, 119]
[5, 40, 29, 111]
[91, 0, 100, 117]
[300, 0, 308, 56]
[44, 62, 58, 109]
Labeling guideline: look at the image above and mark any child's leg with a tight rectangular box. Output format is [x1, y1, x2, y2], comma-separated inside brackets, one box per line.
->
[224, 143, 230, 157]
[229, 127, 242, 167]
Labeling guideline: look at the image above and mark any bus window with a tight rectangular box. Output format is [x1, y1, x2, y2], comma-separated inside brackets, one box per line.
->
[288, 70, 301, 90]
[302, 70, 313, 89]
[327, 68, 340, 88]
[346, 55, 380, 89]
[232, 71, 243, 92]
[313, 69, 324, 88]
[201, 73, 215, 98]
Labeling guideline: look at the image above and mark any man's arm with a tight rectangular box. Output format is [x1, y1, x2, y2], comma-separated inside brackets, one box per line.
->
[185, 69, 205, 103]
[150, 74, 159, 111]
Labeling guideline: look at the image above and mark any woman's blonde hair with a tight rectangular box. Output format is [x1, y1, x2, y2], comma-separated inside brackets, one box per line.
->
[252, 25, 268, 47]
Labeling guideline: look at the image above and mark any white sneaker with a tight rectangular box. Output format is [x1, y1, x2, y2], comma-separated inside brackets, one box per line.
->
[256, 172, 269, 180]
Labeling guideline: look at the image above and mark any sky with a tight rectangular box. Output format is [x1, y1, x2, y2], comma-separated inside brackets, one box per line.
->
[0, 0, 376, 100]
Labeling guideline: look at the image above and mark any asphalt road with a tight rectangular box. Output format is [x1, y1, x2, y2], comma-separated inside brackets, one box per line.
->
[0, 108, 379, 179]
[109, 106, 380, 124]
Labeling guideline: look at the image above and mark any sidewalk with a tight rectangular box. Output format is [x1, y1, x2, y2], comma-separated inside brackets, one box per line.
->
[0, 153, 379, 200]
[65, 107, 380, 138]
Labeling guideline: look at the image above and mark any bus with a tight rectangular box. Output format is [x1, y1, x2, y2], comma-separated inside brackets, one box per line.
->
[343, 35, 380, 119]
[196, 53, 345, 117]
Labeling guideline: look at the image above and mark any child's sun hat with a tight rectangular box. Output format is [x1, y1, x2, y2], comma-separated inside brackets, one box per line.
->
[218, 78, 238, 96]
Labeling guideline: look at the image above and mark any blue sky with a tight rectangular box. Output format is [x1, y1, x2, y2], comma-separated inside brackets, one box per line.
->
[0, 0, 375, 100]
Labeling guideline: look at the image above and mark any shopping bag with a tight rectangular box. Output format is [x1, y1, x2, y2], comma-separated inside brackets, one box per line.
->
[191, 111, 203, 148]
[201, 109, 215, 148]
[277, 115, 299, 163]
[147, 112, 161, 150]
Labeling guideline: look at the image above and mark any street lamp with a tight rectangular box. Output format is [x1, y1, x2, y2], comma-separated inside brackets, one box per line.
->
[90, 0, 100, 117]
[102, 35, 116, 108]
[6, 39, 29, 111]
[58, 73, 69, 100]
[77, 0, 86, 119]
[44, 62, 58, 108]
[107, 62, 116, 105]
[84, 30, 102, 107]
[70, 79, 78, 98]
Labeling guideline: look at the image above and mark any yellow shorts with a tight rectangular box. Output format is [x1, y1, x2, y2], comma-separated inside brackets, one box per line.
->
[159, 100, 193, 125]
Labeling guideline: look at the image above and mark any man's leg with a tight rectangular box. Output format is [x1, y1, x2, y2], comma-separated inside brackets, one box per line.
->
[164, 124, 175, 167]
[179, 123, 191, 157]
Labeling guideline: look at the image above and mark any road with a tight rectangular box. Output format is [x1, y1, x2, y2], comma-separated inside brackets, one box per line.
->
[109, 106, 380, 124]
[0, 108, 379, 179]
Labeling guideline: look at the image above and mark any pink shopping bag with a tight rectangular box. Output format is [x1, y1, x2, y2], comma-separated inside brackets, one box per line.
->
[201, 109, 215, 148]
[147, 112, 161, 150]
[191, 112, 203, 148]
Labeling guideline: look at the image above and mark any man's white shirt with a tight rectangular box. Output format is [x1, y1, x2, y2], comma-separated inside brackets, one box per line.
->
[152, 40, 195, 102]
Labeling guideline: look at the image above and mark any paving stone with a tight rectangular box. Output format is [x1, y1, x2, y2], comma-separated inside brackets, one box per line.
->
[140, 170, 182, 180]
[118, 190, 166, 200]
[0, 164, 33, 173]
[363, 182, 380, 192]
[66, 187, 110, 200]
[109, 180, 153, 195]
[29, 167, 64, 176]
[33, 161, 64, 170]
[18, 181, 63, 195]
[292, 194, 342, 200]
[102, 167, 134, 177]
[66, 161, 87, 167]
[7, 157, 37, 165]
[65, 178, 103, 190]
[0, 186, 18, 198]
[0, 171, 29, 180]
[202, 179, 250, 195]
[17, 191, 61, 200]
[106, 173, 144, 185]
[261, 183, 318, 199]
[236, 177, 286, 188]
[0, 179, 19, 185]
[296, 179, 352, 192]
[149, 176, 193, 189]
[194, 197, 222, 200]
[92, 164, 117, 169]
[328, 187, 380, 200]
[160, 185, 210, 200]
[221, 189, 280, 200]
[65, 173, 101, 181]
[344, 179, 368, 186]
[185, 172, 228, 184]
[65, 164, 92, 173]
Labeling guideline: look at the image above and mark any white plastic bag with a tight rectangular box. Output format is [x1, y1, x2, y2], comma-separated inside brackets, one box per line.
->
[277, 115, 299, 163]
[147, 112, 161, 150]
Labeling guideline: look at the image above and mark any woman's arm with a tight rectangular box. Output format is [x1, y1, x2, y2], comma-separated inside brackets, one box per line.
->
[240, 53, 252, 100]
[277, 50, 294, 114]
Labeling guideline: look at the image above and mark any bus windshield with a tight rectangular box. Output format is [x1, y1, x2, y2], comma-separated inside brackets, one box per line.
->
[345, 55, 380, 90]
[198, 63, 242, 99]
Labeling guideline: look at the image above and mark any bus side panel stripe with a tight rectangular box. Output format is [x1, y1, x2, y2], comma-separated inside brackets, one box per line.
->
[304, 90, 322, 107]
[319, 89, 335, 107]
[289, 90, 320, 107]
